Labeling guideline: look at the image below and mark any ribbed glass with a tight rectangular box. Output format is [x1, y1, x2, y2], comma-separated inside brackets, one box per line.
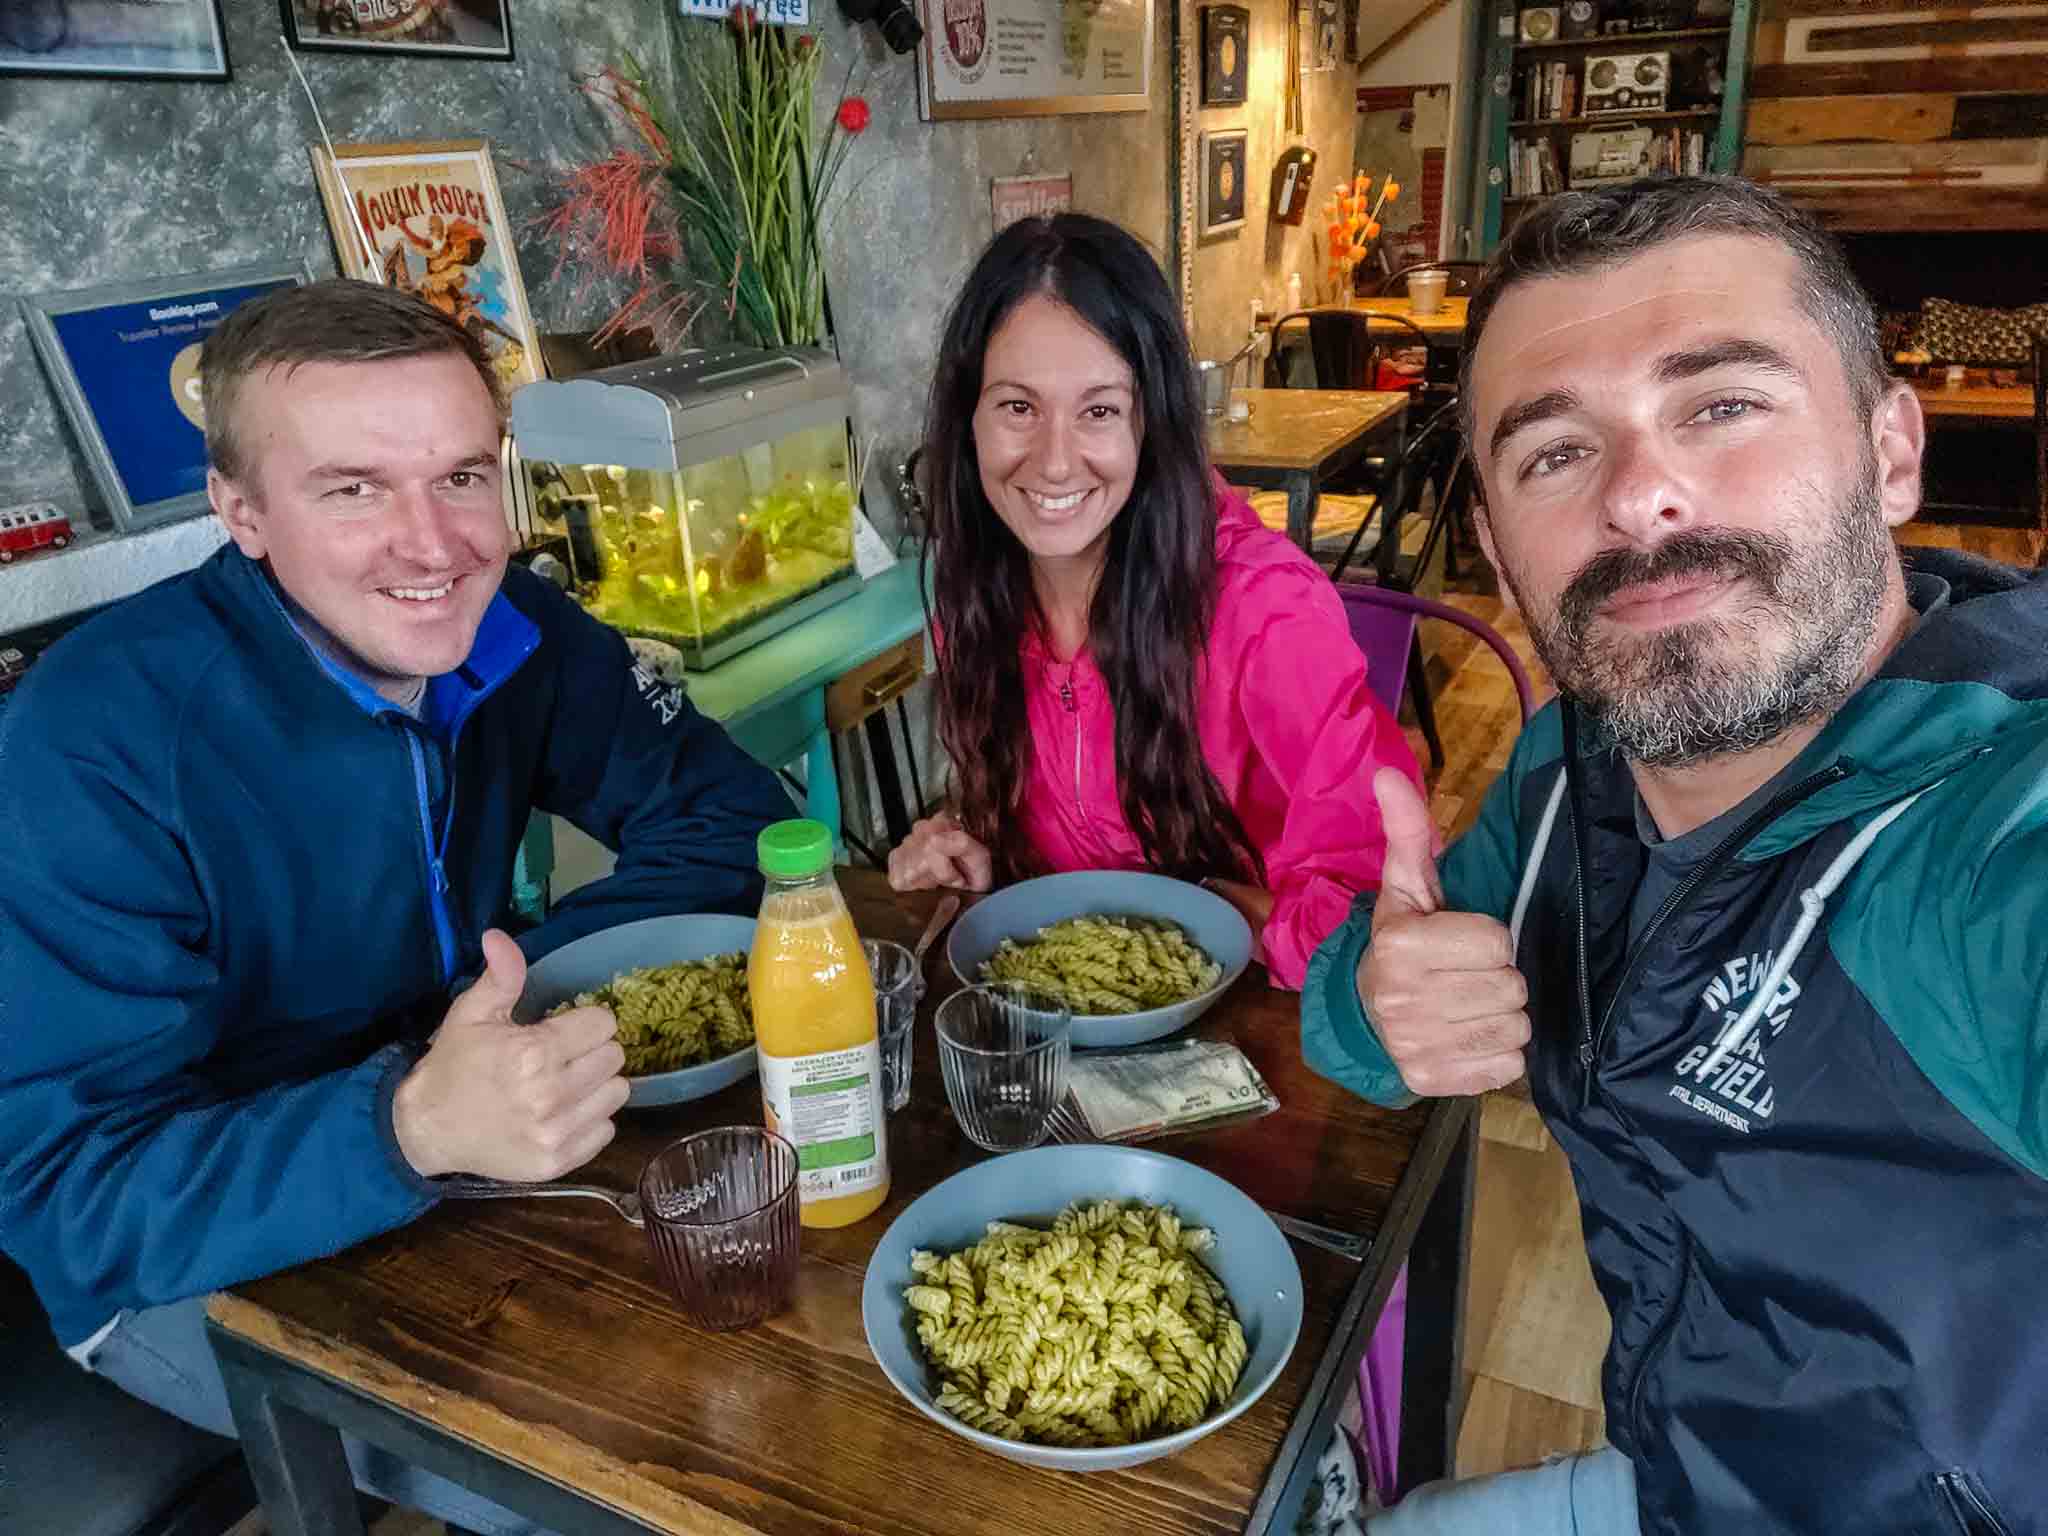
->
[934, 984, 1072, 1153]
[638, 1127, 800, 1331]
[864, 938, 920, 1113]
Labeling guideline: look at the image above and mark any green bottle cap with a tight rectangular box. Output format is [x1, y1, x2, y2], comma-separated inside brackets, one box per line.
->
[757, 819, 833, 879]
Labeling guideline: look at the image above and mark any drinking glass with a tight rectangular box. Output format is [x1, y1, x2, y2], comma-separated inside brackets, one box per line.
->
[864, 938, 919, 1114]
[638, 1127, 800, 1331]
[934, 983, 1072, 1153]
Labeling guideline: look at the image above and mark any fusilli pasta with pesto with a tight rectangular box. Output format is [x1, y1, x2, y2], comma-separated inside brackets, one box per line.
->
[905, 1198, 1249, 1447]
[544, 953, 752, 1076]
[979, 915, 1223, 1015]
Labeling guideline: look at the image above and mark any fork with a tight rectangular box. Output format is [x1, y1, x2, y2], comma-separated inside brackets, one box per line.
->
[441, 1175, 644, 1226]
[1043, 1104, 1368, 1261]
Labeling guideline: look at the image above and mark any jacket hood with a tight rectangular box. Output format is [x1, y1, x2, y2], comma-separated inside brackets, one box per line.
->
[1743, 546, 2048, 856]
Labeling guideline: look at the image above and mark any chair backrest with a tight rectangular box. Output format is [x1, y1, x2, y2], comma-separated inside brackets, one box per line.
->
[1376, 260, 1487, 298]
[1271, 309, 1434, 391]
[1337, 583, 1537, 726]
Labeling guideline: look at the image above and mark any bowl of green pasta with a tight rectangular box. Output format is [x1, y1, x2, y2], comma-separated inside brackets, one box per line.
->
[860, 1144, 1303, 1472]
[518, 914, 757, 1108]
[946, 872, 1255, 1048]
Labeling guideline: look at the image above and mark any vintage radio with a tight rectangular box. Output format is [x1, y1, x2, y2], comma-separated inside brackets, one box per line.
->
[1560, 0, 1600, 37]
[1569, 125, 1654, 185]
[1518, 5, 1561, 41]
[1583, 50, 1668, 114]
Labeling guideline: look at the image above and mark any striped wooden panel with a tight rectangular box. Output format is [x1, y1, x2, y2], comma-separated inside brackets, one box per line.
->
[1750, 54, 2048, 90]
[1748, 135, 2048, 186]
[1746, 91, 1957, 142]
[1745, 2, 2048, 224]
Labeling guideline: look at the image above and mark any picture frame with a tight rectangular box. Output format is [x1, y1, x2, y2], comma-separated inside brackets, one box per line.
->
[1199, 128, 1248, 237]
[20, 263, 310, 533]
[917, 0, 1152, 121]
[309, 138, 543, 391]
[1200, 5, 1248, 106]
[1313, 0, 1340, 70]
[0, 0, 229, 81]
[279, 0, 515, 61]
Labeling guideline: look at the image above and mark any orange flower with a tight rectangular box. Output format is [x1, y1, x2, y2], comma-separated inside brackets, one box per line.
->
[1366, 220, 1382, 238]
[1348, 242, 1368, 262]
[1383, 181, 1401, 200]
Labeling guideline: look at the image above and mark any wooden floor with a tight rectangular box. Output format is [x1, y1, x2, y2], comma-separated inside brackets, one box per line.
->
[1393, 517, 2041, 1483]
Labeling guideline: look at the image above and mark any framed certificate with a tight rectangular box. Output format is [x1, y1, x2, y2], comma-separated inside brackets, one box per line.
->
[20, 263, 308, 532]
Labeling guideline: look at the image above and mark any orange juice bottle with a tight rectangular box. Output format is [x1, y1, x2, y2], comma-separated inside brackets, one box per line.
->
[750, 820, 889, 1228]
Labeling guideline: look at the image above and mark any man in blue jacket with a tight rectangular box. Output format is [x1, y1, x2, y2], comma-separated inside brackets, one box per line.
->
[0, 280, 793, 1534]
[1304, 178, 2048, 1534]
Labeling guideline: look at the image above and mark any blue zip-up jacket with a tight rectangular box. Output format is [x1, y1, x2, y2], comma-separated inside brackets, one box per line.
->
[1304, 550, 2048, 1536]
[0, 546, 792, 1349]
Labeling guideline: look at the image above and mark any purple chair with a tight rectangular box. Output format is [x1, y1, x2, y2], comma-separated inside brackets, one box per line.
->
[1335, 584, 1534, 1507]
[1339, 582, 1536, 778]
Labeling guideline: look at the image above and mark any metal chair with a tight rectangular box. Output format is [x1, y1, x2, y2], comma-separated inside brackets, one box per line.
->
[1374, 260, 1487, 299]
[1337, 582, 1535, 779]
[1267, 309, 1434, 393]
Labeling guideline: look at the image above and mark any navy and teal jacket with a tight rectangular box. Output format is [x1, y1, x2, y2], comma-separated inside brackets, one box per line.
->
[1304, 549, 2048, 1536]
[0, 546, 792, 1350]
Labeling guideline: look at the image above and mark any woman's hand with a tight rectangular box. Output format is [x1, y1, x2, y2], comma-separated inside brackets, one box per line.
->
[888, 812, 994, 893]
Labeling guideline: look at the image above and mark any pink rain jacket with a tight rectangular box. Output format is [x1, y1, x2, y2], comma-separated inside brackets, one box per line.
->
[1011, 484, 1421, 990]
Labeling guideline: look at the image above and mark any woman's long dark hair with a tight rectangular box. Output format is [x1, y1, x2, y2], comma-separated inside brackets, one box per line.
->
[921, 213, 1262, 886]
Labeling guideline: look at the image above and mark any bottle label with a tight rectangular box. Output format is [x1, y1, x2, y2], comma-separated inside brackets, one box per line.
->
[759, 1041, 888, 1204]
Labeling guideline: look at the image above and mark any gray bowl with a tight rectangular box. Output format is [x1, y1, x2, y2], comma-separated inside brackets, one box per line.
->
[947, 872, 1254, 1048]
[861, 1144, 1303, 1472]
[519, 914, 757, 1108]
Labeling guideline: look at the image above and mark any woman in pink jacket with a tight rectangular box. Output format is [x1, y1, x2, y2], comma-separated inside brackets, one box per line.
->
[888, 213, 1421, 990]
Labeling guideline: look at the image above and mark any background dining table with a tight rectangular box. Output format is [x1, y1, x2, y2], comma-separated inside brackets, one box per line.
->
[206, 870, 1476, 1536]
[1209, 388, 1412, 554]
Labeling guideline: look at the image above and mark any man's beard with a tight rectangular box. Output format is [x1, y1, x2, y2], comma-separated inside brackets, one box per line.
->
[1504, 475, 1892, 769]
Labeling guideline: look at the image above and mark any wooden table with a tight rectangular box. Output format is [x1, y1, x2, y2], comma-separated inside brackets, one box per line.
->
[1345, 296, 1470, 340]
[206, 872, 1476, 1536]
[1910, 379, 2035, 422]
[1211, 389, 1412, 553]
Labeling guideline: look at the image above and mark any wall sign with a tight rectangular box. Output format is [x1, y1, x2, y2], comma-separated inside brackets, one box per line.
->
[917, 0, 1152, 120]
[991, 173, 1076, 231]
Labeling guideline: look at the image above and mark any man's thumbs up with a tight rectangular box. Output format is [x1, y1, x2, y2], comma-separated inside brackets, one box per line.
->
[444, 928, 528, 1029]
[1359, 774, 1531, 1098]
[393, 929, 630, 1181]
[1373, 767, 1445, 920]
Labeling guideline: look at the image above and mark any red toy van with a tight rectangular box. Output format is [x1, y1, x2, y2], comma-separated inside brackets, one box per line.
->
[0, 504, 72, 564]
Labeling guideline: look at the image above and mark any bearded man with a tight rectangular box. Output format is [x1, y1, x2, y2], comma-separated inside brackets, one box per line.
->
[1301, 176, 2048, 1536]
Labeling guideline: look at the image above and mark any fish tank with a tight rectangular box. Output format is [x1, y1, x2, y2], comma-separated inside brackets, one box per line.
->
[508, 346, 861, 670]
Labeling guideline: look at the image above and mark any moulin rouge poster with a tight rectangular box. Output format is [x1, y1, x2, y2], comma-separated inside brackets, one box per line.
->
[311, 140, 542, 390]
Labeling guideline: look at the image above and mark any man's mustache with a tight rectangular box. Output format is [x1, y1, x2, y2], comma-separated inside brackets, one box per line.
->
[1558, 529, 1794, 634]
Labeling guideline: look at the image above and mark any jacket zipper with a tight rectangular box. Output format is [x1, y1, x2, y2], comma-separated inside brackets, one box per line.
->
[1059, 671, 1083, 815]
[1626, 1228, 1691, 1456]
[1935, 1471, 2013, 1536]
[1576, 760, 1849, 1104]
[402, 726, 457, 984]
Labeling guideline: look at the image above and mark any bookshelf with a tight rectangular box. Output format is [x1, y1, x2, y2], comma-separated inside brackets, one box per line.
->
[1470, 0, 1756, 255]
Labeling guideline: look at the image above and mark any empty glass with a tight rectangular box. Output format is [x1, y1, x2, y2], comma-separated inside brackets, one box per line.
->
[864, 938, 919, 1114]
[638, 1127, 800, 1331]
[934, 984, 1073, 1153]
